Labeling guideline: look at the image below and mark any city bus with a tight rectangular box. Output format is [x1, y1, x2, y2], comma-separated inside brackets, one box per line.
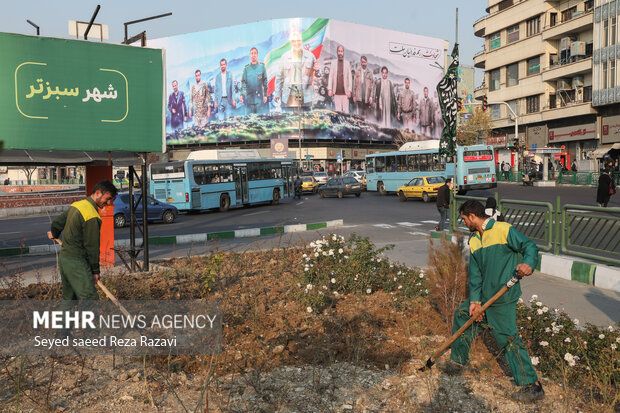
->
[365, 141, 496, 194]
[150, 150, 295, 212]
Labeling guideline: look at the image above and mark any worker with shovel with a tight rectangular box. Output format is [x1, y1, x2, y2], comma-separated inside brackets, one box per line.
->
[447, 200, 543, 403]
[47, 180, 117, 301]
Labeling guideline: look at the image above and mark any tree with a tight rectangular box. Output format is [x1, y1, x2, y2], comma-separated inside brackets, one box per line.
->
[21, 166, 36, 184]
[456, 107, 493, 146]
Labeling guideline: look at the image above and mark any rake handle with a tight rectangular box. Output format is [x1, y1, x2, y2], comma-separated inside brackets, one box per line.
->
[420, 275, 522, 371]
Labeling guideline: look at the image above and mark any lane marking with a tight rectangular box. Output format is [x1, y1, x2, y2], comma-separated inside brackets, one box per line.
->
[373, 224, 395, 228]
[242, 210, 270, 217]
[421, 220, 439, 224]
[396, 222, 422, 227]
[408, 231, 428, 236]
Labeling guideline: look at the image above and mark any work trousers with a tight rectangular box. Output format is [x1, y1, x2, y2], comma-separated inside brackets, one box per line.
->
[59, 254, 99, 301]
[450, 299, 538, 386]
[333, 95, 349, 113]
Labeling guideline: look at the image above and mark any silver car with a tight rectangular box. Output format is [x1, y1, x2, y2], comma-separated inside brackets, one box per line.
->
[343, 170, 365, 183]
[313, 171, 329, 185]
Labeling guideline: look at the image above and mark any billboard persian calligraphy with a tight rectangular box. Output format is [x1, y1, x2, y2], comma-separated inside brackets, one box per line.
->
[149, 18, 446, 145]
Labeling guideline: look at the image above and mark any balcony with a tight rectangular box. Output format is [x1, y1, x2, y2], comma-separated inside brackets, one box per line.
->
[474, 15, 486, 37]
[542, 11, 593, 41]
[473, 49, 486, 68]
[542, 57, 592, 82]
[541, 101, 597, 122]
[474, 85, 487, 100]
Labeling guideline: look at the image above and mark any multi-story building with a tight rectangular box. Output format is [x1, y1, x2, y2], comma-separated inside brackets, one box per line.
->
[592, 0, 620, 159]
[474, 0, 602, 167]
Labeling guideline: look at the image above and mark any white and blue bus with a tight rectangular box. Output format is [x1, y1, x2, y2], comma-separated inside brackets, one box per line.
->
[365, 141, 496, 194]
[150, 150, 295, 212]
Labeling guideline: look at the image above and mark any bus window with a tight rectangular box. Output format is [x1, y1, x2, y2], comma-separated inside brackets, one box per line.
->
[204, 165, 220, 183]
[193, 165, 206, 184]
[463, 150, 493, 161]
[386, 156, 396, 172]
[219, 165, 232, 182]
[419, 154, 429, 171]
[248, 164, 261, 180]
[367, 157, 375, 173]
[152, 162, 185, 180]
[396, 155, 406, 171]
[432, 154, 445, 171]
[375, 157, 385, 172]
[407, 154, 418, 171]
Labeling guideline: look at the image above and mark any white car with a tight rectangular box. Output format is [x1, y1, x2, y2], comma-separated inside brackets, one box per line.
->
[313, 172, 329, 185]
[343, 170, 365, 183]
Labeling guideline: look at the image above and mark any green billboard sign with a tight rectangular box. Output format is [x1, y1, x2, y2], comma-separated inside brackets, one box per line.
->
[0, 32, 165, 152]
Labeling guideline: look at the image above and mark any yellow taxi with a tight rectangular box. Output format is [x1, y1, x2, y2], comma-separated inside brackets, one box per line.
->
[397, 175, 445, 202]
[301, 176, 319, 193]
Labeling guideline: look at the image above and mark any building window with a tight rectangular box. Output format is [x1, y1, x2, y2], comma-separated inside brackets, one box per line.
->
[604, 20, 609, 48]
[549, 13, 557, 28]
[527, 56, 540, 75]
[490, 104, 501, 120]
[507, 99, 519, 117]
[549, 94, 557, 109]
[507, 63, 519, 87]
[490, 32, 501, 50]
[584, 0, 593, 13]
[526, 95, 540, 113]
[490, 69, 500, 91]
[507, 25, 520, 43]
[603, 62, 608, 89]
[527, 16, 541, 36]
[561, 7, 577, 23]
[611, 61, 616, 89]
[612, 17, 617, 46]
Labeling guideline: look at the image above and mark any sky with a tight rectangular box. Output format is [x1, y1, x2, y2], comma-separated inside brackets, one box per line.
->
[1, 0, 488, 83]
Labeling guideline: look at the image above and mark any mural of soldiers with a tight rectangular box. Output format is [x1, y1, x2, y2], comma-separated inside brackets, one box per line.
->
[274, 31, 319, 110]
[375, 66, 396, 128]
[189, 69, 211, 127]
[241, 47, 268, 115]
[214, 58, 236, 120]
[397, 78, 417, 131]
[167, 80, 187, 131]
[418, 86, 435, 137]
[327, 45, 352, 113]
[353, 55, 375, 119]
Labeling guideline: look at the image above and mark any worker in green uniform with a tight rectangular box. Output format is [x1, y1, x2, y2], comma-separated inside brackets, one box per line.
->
[240, 47, 268, 115]
[447, 200, 544, 403]
[48, 180, 117, 301]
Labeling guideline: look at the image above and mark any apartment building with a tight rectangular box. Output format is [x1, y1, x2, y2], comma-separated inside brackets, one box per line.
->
[474, 0, 601, 166]
[592, 0, 620, 156]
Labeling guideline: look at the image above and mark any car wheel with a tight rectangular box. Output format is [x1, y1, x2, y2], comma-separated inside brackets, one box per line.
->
[162, 210, 175, 224]
[337, 190, 343, 199]
[378, 181, 387, 195]
[399, 191, 407, 202]
[271, 188, 280, 205]
[114, 214, 126, 228]
[422, 192, 430, 203]
[219, 194, 231, 212]
[355, 192, 361, 197]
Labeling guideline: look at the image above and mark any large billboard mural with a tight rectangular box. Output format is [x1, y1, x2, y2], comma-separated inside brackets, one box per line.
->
[149, 18, 446, 145]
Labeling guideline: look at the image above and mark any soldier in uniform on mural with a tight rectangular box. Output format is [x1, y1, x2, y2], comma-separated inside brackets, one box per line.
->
[274, 31, 319, 110]
[167, 80, 188, 131]
[433, 90, 444, 138]
[418, 86, 435, 137]
[397, 78, 417, 131]
[353, 55, 375, 119]
[375, 66, 396, 128]
[327, 45, 352, 114]
[189, 69, 211, 127]
[241, 47, 268, 115]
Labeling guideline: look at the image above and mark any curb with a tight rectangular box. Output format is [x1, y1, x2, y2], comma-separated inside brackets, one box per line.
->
[0, 219, 344, 258]
[0, 204, 69, 219]
[429, 230, 620, 293]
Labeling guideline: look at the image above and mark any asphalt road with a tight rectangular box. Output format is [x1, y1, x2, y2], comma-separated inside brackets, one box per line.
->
[1, 182, 618, 249]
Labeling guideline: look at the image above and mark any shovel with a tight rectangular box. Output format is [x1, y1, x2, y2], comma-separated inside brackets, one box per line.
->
[49, 236, 131, 318]
[419, 274, 522, 372]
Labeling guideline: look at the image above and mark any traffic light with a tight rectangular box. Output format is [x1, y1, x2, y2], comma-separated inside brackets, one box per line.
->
[482, 95, 488, 111]
[512, 138, 519, 150]
[457, 97, 462, 113]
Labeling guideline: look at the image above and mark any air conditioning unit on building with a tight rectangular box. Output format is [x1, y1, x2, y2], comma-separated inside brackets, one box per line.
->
[560, 37, 572, 51]
[557, 79, 572, 90]
[570, 41, 586, 56]
[572, 75, 584, 88]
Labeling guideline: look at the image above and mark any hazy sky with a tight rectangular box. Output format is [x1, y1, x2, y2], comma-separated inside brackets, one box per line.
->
[2, 0, 487, 83]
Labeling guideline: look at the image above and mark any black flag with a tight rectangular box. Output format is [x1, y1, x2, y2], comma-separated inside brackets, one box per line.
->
[437, 44, 459, 158]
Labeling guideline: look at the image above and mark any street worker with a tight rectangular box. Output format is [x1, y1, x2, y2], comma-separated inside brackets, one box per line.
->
[446, 200, 544, 403]
[47, 180, 117, 301]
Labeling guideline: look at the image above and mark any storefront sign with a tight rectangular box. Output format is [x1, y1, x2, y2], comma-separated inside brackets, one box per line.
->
[548, 123, 596, 143]
[487, 135, 507, 146]
[270, 138, 289, 158]
[601, 114, 620, 144]
[526, 125, 547, 147]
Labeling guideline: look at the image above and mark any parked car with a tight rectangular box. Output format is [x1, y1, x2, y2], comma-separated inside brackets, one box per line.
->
[319, 177, 362, 198]
[301, 176, 319, 193]
[397, 175, 445, 202]
[113, 194, 179, 228]
[343, 170, 365, 183]
[313, 171, 329, 186]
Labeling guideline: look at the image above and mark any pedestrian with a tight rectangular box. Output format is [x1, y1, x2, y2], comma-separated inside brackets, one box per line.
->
[571, 161, 577, 172]
[596, 170, 615, 207]
[502, 161, 511, 180]
[484, 196, 505, 221]
[293, 176, 303, 199]
[47, 180, 118, 301]
[444, 200, 543, 402]
[435, 177, 452, 231]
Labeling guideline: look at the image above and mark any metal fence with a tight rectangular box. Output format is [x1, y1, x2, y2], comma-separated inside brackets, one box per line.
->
[451, 194, 620, 266]
[496, 170, 620, 186]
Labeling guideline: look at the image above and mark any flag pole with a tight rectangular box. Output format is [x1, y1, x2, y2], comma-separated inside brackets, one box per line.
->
[454, 8, 459, 204]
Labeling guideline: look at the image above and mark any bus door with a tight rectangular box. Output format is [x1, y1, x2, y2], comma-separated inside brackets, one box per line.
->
[233, 164, 249, 204]
[282, 163, 293, 197]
